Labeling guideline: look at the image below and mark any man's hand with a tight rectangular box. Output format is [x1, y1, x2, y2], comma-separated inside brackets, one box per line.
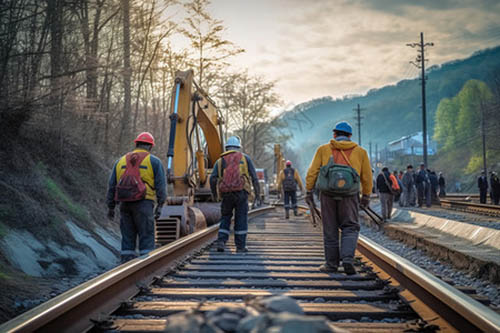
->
[154, 205, 163, 220]
[107, 207, 115, 221]
[360, 194, 370, 208]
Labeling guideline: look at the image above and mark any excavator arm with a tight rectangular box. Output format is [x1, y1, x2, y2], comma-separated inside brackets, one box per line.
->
[157, 70, 224, 245]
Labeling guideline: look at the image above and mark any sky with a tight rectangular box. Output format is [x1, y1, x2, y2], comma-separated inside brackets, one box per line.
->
[201, 0, 500, 107]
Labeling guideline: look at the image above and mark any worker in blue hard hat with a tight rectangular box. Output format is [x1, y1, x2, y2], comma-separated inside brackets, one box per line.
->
[210, 136, 260, 253]
[305, 121, 372, 275]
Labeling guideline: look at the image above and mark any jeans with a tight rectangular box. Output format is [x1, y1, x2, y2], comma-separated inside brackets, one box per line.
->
[284, 190, 297, 211]
[379, 192, 394, 220]
[119, 200, 155, 262]
[320, 193, 360, 267]
[217, 191, 249, 249]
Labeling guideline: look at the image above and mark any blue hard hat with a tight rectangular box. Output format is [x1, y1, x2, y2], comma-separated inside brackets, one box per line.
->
[225, 135, 241, 149]
[333, 121, 352, 135]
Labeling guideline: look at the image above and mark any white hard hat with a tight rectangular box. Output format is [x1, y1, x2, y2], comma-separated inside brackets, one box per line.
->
[225, 136, 241, 149]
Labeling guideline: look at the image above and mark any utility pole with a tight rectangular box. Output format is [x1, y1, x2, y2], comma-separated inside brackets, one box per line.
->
[407, 32, 434, 167]
[480, 101, 488, 177]
[369, 141, 372, 163]
[353, 104, 365, 146]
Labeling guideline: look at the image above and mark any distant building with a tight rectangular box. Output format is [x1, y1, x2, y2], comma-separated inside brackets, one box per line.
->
[387, 131, 435, 157]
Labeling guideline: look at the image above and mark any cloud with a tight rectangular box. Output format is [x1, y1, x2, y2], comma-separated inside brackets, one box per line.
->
[210, 0, 500, 103]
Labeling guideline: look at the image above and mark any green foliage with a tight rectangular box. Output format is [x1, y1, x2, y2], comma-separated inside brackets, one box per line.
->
[0, 222, 8, 239]
[44, 176, 88, 223]
[0, 271, 9, 280]
[433, 97, 458, 149]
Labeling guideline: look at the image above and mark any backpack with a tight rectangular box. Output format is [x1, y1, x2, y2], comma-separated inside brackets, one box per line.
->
[218, 152, 248, 193]
[283, 168, 297, 191]
[316, 149, 360, 199]
[114, 152, 149, 202]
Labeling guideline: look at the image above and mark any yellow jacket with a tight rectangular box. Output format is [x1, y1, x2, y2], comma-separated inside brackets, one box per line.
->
[278, 167, 304, 192]
[305, 140, 373, 195]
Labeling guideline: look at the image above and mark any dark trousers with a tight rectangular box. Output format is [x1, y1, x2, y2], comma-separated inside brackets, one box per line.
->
[120, 200, 155, 262]
[480, 189, 487, 204]
[217, 191, 249, 249]
[439, 185, 446, 197]
[493, 192, 500, 205]
[379, 192, 394, 220]
[284, 190, 297, 211]
[320, 193, 360, 267]
[417, 183, 425, 207]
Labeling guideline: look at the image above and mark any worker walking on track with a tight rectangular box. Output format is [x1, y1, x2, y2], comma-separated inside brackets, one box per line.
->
[376, 167, 398, 221]
[278, 160, 304, 219]
[106, 132, 166, 263]
[478, 171, 488, 204]
[210, 136, 260, 253]
[305, 121, 372, 275]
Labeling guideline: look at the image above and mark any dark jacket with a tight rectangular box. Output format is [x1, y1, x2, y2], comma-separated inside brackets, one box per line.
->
[376, 171, 393, 193]
[478, 176, 488, 190]
[415, 169, 428, 185]
[429, 172, 438, 191]
[438, 175, 445, 187]
[491, 175, 500, 194]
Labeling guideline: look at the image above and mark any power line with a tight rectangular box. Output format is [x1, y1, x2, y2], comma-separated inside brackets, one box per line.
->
[407, 32, 434, 167]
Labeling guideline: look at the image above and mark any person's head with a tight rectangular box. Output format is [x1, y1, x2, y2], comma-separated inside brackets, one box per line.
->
[393, 170, 398, 175]
[481, 170, 485, 175]
[407, 164, 413, 171]
[420, 163, 425, 170]
[439, 172, 443, 176]
[382, 166, 389, 172]
[332, 121, 352, 139]
[225, 136, 241, 150]
[134, 132, 155, 151]
[285, 160, 292, 168]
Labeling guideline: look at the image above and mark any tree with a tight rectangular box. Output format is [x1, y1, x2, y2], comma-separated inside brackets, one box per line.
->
[180, 0, 244, 91]
[119, 0, 132, 150]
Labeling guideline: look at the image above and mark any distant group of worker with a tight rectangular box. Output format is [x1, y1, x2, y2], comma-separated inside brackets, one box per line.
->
[374, 164, 445, 220]
[478, 171, 500, 205]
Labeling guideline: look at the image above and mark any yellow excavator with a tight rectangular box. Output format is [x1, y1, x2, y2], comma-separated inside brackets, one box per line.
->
[155, 70, 224, 245]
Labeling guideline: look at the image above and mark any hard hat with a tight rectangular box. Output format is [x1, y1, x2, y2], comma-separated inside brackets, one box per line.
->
[333, 121, 352, 135]
[225, 136, 241, 149]
[134, 132, 155, 146]
[286, 160, 292, 167]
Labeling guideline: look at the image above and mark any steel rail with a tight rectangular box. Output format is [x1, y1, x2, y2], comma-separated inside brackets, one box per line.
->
[440, 199, 500, 217]
[0, 206, 275, 333]
[295, 203, 500, 332]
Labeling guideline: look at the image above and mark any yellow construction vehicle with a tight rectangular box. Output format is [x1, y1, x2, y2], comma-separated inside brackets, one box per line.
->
[155, 70, 224, 245]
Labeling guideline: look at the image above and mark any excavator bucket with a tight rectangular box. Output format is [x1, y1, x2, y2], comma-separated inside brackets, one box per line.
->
[155, 201, 221, 246]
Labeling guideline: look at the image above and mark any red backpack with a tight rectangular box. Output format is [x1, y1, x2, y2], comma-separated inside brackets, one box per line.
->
[114, 152, 149, 202]
[218, 152, 245, 193]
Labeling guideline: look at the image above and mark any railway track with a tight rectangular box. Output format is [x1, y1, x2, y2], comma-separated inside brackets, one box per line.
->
[440, 199, 500, 217]
[1, 206, 500, 332]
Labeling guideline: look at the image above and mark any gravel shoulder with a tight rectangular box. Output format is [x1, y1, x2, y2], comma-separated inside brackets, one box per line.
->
[359, 217, 500, 307]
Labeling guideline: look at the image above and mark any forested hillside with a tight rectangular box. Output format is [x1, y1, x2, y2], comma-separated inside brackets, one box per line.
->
[281, 46, 500, 173]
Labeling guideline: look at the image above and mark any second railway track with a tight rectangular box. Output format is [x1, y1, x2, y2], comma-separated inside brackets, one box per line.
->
[2, 205, 500, 333]
[440, 199, 500, 217]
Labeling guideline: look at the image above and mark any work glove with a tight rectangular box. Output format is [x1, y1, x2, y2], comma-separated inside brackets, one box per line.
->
[360, 194, 370, 209]
[305, 191, 315, 204]
[154, 204, 163, 220]
[107, 207, 115, 221]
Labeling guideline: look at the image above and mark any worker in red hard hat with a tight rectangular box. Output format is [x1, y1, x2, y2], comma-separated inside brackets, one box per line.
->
[278, 160, 304, 219]
[106, 132, 166, 263]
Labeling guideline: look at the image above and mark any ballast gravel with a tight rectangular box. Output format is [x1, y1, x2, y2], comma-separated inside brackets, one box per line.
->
[359, 223, 500, 307]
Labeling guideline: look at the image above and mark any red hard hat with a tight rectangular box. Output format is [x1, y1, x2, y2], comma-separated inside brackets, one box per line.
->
[286, 160, 292, 166]
[134, 132, 155, 146]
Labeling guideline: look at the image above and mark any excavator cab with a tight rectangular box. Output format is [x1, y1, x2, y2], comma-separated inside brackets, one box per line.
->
[155, 70, 225, 245]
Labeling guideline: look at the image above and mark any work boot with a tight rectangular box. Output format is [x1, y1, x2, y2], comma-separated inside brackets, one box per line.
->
[343, 262, 357, 275]
[216, 240, 225, 252]
[236, 247, 248, 253]
[285, 209, 289, 219]
[319, 264, 338, 273]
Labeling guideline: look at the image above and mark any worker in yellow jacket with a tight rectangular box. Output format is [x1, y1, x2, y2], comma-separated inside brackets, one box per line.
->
[278, 160, 304, 219]
[305, 121, 372, 275]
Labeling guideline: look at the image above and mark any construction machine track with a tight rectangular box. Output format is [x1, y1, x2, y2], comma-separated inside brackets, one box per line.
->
[1, 206, 499, 333]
